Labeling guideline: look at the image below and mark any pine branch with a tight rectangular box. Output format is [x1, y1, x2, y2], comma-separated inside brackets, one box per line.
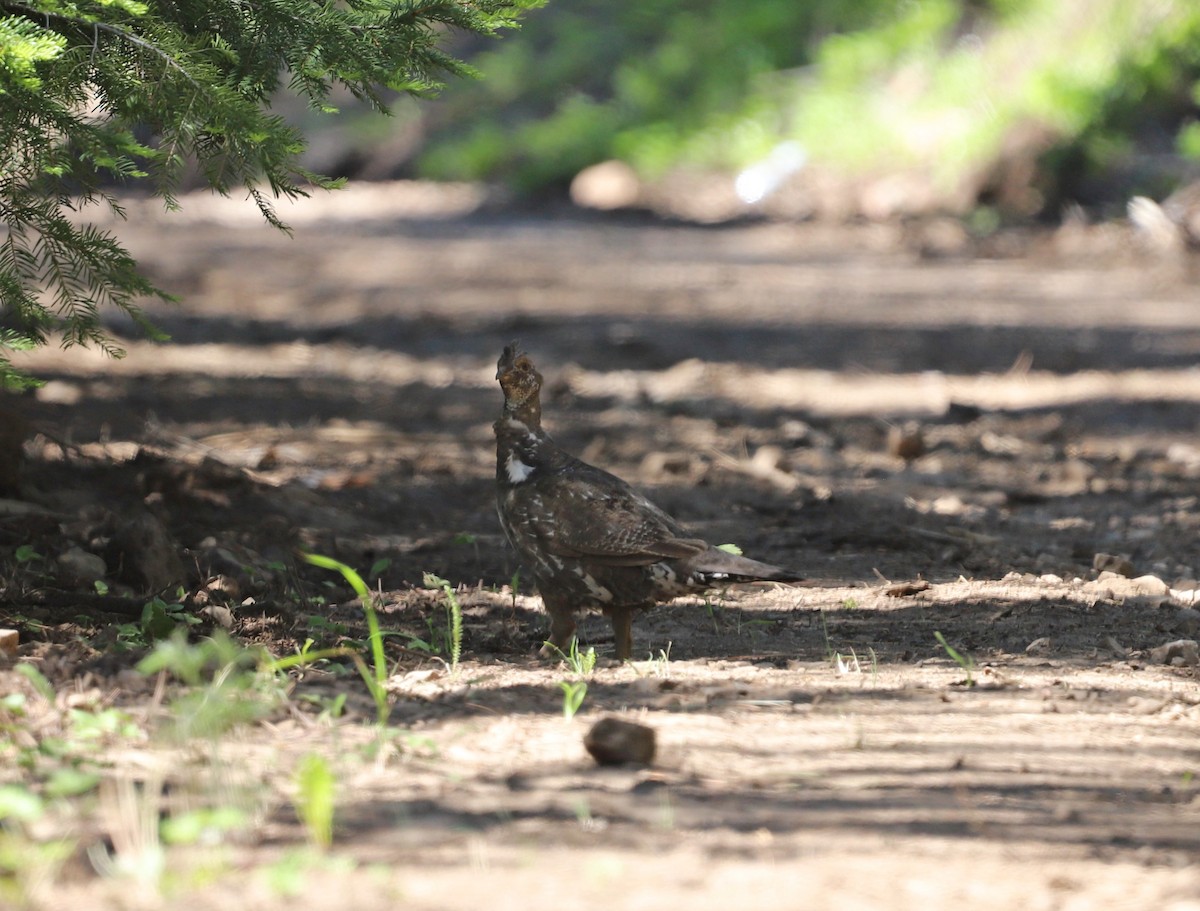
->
[0, 0, 542, 385]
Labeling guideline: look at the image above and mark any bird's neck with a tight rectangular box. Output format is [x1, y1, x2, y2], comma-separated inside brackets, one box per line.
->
[504, 396, 541, 430]
[494, 409, 560, 486]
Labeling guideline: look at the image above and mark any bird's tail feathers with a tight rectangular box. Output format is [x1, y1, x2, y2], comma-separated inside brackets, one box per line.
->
[688, 548, 804, 584]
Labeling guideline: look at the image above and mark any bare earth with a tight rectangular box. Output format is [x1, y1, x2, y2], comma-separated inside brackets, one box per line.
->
[5, 183, 1200, 909]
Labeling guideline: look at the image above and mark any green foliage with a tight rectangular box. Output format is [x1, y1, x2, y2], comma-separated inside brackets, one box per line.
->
[116, 593, 198, 647]
[420, 0, 898, 189]
[0, 0, 541, 386]
[293, 754, 336, 850]
[558, 680, 587, 719]
[543, 637, 594, 718]
[422, 0, 1200, 210]
[934, 630, 975, 687]
[13, 544, 40, 564]
[303, 553, 391, 724]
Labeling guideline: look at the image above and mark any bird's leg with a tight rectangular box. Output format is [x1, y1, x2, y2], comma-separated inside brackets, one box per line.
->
[608, 606, 634, 661]
[537, 595, 577, 658]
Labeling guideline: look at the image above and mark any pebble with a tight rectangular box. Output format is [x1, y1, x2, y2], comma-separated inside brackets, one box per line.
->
[1170, 586, 1200, 606]
[206, 574, 242, 599]
[1087, 572, 1170, 599]
[887, 423, 926, 461]
[199, 604, 235, 629]
[1025, 637, 1054, 656]
[0, 629, 17, 660]
[1093, 553, 1135, 577]
[583, 717, 656, 766]
[570, 160, 641, 210]
[885, 580, 931, 598]
[108, 511, 184, 593]
[55, 547, 107, 587]
[1149, 639, 1200, 667]
[1129, 574, 1169, 595]
[1174, 608, 1200, 636]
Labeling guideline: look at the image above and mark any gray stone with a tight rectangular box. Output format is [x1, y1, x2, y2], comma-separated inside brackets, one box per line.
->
[1174, 609, 1200, 637]
[1093, 553, 1135, 577]
[55, 547, 107, 587]
[1149, 639, 1200, 667]
[108, 511, 184, 593]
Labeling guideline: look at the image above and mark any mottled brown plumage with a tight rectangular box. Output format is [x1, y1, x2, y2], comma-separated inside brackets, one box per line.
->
[494, 344, 802, 660]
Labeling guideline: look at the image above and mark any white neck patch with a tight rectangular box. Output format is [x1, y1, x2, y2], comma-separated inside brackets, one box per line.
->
[506, 454, 535, 484]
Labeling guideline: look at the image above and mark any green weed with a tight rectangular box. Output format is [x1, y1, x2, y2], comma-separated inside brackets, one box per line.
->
[559, 681, 588, 720]
[422, 573, 463, 673]
[544, 638, 596, 679]
[14, 544, 40, 564]
[650, 642, 672, 677]
[303, 553, 392, 725]
[114, 593, 199, 648]
[934, 630, 975, 687]
[542, 639, 595, 719]
[293, 754, 336, 850]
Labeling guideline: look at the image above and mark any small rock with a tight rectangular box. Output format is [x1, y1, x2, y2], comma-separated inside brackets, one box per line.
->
[34, 380, 83, 406]
[1025, 637, 1054, 656]
[1170, 585, 1200, 606]
[640, 451, 699, 479]
[1038, 574, 1063, 585]
[1166, 442, 1200, 470]
[885, 579, 931, 598]
[570, 160, 641, 210]
[943, 401, 984, 423]
[779, 419, 833, 448]
[1174, 608, 1200, 637]
[199, 604, 235, 629]
[583, 717, 656, 766]
[887, 422, 926, 461]
[205, 574, 242, 600]
[0, 629, 17, 660]
[56, 547, 107, 587]
[1149, 639, 1200, 667]
[751, 445, 788, 472]
[1129, 574, 1169, 596]
[1103, 636, 1129, 658]
[1093, 553, 1135, 577]
[108, 511, 184, 593]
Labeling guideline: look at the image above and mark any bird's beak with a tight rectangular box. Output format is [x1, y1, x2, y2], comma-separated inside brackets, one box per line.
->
[497, 341, 521, 379]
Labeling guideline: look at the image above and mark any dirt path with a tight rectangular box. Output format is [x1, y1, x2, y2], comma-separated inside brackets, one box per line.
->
[6, 184, 1200, 909]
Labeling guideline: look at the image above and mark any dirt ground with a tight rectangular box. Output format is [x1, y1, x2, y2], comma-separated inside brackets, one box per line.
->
[4, 182, 1200, 909]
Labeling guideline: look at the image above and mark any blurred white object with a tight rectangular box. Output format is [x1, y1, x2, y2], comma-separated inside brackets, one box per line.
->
[735, 141, 807, 205]
[1128, 195, 1183, 251]
[570, 160, 641, 210]
[1128, 181, 1200, 251]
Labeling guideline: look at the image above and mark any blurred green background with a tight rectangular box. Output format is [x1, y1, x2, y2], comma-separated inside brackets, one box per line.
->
[296, 0, 1200, 220]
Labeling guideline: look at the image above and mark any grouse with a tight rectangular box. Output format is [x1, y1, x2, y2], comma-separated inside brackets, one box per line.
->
[494, 344, 803, 660]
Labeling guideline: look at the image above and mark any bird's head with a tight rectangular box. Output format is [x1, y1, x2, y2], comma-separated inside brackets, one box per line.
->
[496, 342, 543, 423]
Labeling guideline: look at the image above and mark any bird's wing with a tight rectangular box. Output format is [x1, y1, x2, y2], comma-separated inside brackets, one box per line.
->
[529, 473, 707, 566]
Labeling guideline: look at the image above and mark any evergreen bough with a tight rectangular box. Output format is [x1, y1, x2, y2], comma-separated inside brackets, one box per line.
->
[0, 0, 540, 387]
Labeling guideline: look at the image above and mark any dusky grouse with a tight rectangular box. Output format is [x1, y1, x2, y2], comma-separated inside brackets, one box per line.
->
[494, 344, 803, 660]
